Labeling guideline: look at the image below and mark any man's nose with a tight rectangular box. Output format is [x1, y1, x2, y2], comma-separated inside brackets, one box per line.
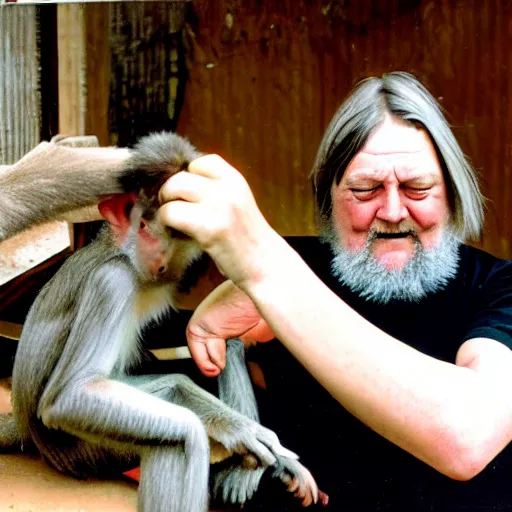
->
[376, 188, 408, 224]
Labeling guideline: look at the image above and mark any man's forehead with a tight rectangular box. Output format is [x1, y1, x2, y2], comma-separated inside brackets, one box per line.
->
[343, 119, 443, 182]
[345, 152, 442, 182]
[363, 117, 435, 154]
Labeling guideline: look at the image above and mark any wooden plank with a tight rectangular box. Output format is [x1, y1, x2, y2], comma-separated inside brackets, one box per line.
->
[0, 5, 40, 165]
[57, 4, 86, 137]
[57, 3, 110, 142]
[0, 321, 22, 340]
[57, 3, 111, 250]
[84, 3, 111, 146]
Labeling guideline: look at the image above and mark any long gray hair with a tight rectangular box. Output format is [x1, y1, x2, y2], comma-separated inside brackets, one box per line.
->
[310, 72, 484, 241]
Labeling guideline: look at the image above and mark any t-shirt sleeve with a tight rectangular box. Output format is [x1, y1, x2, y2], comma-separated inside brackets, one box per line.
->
[463, 259, 512, 349]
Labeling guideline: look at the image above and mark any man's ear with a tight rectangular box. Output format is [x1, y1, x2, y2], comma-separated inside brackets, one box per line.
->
[98, 193, 138, 236]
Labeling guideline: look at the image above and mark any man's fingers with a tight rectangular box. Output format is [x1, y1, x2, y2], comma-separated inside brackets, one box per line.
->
[206, 338, 227, 371]
[158, 170, 213, 204]
[158, 200, 201, 238]
[188, 154, 240, 181]
[188, 337, 224, 377]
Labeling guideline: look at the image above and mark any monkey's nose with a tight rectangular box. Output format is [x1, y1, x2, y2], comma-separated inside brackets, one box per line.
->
[157, 265, 166, 274]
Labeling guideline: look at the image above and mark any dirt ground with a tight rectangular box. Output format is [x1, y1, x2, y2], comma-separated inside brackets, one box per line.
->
[0, 454, 138, 512]
[0, 386, 138, 511]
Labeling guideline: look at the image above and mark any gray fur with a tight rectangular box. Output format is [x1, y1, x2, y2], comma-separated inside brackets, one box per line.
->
[0, 131, 199, 243]
[218, 338, 260, 422]
[6, 224, 303, 511]
[119, 131, 203, 198]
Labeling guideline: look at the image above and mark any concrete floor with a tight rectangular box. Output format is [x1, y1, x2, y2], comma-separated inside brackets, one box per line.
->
[0, 454, 138, 512]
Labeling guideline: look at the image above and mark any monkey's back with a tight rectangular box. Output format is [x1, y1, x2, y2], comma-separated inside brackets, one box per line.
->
[11, 231, 122, 441]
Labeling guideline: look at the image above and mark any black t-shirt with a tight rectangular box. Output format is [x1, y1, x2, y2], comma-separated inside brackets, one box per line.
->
[250, 239, 512, 512]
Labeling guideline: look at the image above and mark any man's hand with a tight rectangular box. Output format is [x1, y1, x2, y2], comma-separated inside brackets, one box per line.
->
[186, 280, 275, 377]
[158, 154, 278, 289]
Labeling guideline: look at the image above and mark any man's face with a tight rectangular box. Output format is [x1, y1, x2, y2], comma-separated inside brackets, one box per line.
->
[330, 116, 450, 271]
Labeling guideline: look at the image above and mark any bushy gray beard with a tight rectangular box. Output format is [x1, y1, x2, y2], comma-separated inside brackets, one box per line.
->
[324, 227, 461, 304]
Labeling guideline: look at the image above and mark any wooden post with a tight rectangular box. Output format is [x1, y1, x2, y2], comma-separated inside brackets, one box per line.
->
[57, 3, 111, 249]
[57, 3, 111, 145]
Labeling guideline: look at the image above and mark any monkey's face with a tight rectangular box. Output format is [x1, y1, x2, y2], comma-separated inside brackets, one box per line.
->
[129, 203, 203, 285]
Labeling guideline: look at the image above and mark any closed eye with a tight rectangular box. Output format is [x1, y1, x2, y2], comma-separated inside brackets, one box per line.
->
[351, 185, 381, 200]
[403, 185, 432, 199]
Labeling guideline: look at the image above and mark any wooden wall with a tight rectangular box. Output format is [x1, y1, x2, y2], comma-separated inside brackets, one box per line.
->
[177, 0, 512, 259]
[0, 6, 40, 165]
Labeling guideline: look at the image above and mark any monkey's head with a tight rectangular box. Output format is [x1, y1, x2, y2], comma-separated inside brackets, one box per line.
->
[119, 131, 203, 200]
[99, 192, 203, 286]
[98, 131, 206, 285]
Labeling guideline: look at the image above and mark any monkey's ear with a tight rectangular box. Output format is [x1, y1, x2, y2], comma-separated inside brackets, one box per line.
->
[98, 193, 138, 232]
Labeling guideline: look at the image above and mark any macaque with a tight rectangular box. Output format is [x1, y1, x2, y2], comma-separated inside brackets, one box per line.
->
[0, 133, 323, 511]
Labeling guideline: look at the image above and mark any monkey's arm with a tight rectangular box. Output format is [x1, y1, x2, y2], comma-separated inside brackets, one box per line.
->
[35, 262, 204, 446]
[0, 138, 131, 242]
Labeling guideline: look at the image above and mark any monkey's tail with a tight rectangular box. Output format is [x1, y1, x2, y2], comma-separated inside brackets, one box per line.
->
[217, 338, 260, 422]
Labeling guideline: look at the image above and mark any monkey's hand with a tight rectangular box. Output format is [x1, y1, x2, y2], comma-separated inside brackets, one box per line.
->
[187, 280, 275, 377]
[268, 456, 329, 507]
[211, 454, 328, 507]
[208, 412, 297, 467]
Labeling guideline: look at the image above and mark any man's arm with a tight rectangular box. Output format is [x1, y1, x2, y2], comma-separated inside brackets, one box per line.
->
[187, 246, 512, 480]
[243, 237, 512, 480]
[159, 155, 512, 481]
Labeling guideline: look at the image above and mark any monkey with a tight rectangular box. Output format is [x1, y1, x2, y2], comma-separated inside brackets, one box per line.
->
[0, 132, 324, 511]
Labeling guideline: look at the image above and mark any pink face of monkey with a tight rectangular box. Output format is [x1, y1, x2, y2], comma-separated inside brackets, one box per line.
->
[99, 193, 203, 284]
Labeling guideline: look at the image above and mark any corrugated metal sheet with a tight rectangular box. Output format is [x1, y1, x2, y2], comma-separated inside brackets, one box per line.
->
[0, 6, 40, 165]
[178, 0, 512, 259]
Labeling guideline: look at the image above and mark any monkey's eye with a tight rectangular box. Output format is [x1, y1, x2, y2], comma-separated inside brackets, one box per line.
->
[139, 220, 147, 230]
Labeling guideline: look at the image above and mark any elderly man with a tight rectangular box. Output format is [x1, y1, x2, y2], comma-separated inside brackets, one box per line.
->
[159, 72, 512, 511]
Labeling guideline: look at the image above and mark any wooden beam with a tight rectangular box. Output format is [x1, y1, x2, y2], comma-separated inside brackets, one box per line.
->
[57, 3, 111, 145]
[0, 321, 22, 340]
[57, 4, 86, 137]
[57, 3, 111, 250]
